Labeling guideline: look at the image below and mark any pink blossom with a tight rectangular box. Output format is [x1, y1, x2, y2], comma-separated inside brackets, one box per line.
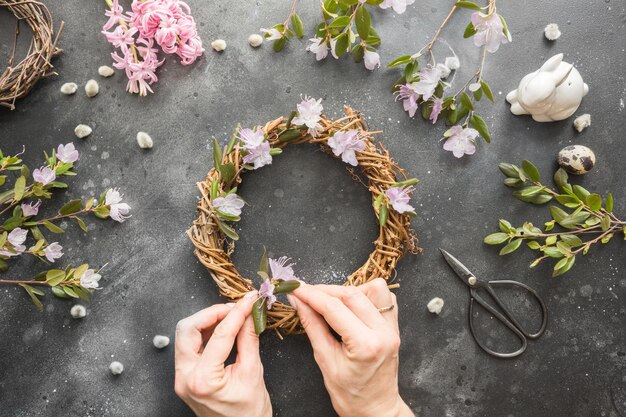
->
[176, 36, 204, 65]
[0, 227, 27, 257]
[259, 279, 277, 309]
[379, 0, 415, 14]
[471, 12, 509, 53]
[44, 242, 63, 262]
[102, 26, 139, 49]
[414, 66, 443, 101]
[385, 186, 415, 214]
[21, 200, 41, 217]
[105, 188, 132, 222]
[395, 84, 419, 117]
[442, 125, 478, 158]
[306, 37, 329, 61]
[80, 269, 102, 289]
[103, 0, 128, 31]
[57, 143, 79, 164]
[327, 130, 366, 166]
[292, 96, 323, 137]
[243, 141, 272, 169]
[363, 50, 380, 71]
[429, 97, 444, 124]
[238, 127, 265, 148]
[269, 257, 298, 281]
[155, 18, 180, 53]
[213, 194, 245, 217]
[33, 166, 56, 185]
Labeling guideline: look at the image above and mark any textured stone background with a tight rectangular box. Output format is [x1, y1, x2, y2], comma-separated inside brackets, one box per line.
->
[0, 0, 625, 416]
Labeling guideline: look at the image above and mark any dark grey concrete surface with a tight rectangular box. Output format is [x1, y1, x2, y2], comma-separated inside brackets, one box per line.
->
[1, 0, 625, 416]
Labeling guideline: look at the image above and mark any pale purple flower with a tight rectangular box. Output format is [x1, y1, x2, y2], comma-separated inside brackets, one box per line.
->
[243, 141, 273, 169]
[306, 37, 329, 61]
[238, 127, 265, 148]
[292, 96, 323, 137]
[327, 130, 366, 166]
[259, 279, 277, 309]
[471, 12, 509, 53]
[213, 193, 245, 217]
[261, 28, 282, 41]
[80, 269, 102, 289]
[0, 227, 27, 257]
[429, 97, 444, 124]
[269, 257, 298, 281]
[57, 143, 79, 164]
[379, 0, 415, 14]
[363, 50, 380, 71]
[33, 166, 56, 185]
[105, 188, 132, 222]
[385, 186, 415, 214]
[44, 242, 63, 262]
[21, 200, 41, 217]
[442, 125, 478, 158]
[413, 66, 443, 101]
[395, 84, 419, 118]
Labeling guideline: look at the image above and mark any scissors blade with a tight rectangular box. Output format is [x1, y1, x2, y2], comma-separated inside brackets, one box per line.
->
[439, 248, 476, 286]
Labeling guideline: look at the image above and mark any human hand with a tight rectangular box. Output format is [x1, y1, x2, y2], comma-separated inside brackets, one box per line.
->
[174, 293, 272, 417]
[289, 279, 414, 417]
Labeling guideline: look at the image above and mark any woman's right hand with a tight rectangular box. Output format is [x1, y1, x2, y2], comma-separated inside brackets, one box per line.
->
[289, 279, 414, 417]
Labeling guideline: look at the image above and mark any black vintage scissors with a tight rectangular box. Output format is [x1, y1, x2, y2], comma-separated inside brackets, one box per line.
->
[440, 249, 548, 359]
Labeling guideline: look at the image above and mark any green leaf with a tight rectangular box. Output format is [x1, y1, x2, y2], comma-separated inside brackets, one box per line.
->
[19, 284, 43, 311]
[601, 233, 613, 244]
[606, 193, 614, 212]
[43, 221, 64, 234]
[213, 137, 223, 171]
[364, 27, 380, 46]
[334, 32, 350, 57]
[560, 234, 583, 247]
[216, 211, 240, 222]
[499, 14, 512, 42]
[601, 213, 611, 231]
[51, 285, 69, 299]
[460, 92, 474, 111]
[273, 37, 287, 52]
[13, 176, 26, 202]
[63, 286, 80, 298]
[503, 178, 524, 188]
[291, 14, 304, 38]
[586, 193, 602, 212]
[73, 286, 91, 302]
[498, 219, 513, 233]
[219, 163, 236, 184]
[549, 206, 569, 223]
[553, 256, 575, 277]
[573, 185, 590, 201]
[499, 238, 522, 255]
[546, 235, 557, 246]
[387, 55, 412, 68]
[59, 199, 82, 215]
[373, 194, 383, 210]
[278, 128, 301, 142]
[51, 181, 68, 189]
[521, 160, 540, 182]
[455, 1, 481, 10]
[217, 220, 239, 240]
[463, 21, 477, 38]
[553, 168, 569, 191]
[480, 80, 494, 102]
[76, 217, 88, 232]
[555, 194, 580, 208]
[355, 6, 370, 39]
[470, 114, 490, 143]
[328, 16, 351, 28]
[3, 215, 23, 231]
[527, 241, 541, 250]
[252, 297, 267, 335]
[514, 186, 542, 197]
[379, 204, 388, 226]
[94, 206, 110, 219]
[484, 232, 509, 245]
[274, 280, 300, 294]
[259, 246, 270, 276]
[543, 247, 564, 258]
[351, 44, 365, 62]
[559, 212, 591, 228]
[226, 124, 240, 155]
[46, 269, 66, 286]
[499, 163, 520, 178]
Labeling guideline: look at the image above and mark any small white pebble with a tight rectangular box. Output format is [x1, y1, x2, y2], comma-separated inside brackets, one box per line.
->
[153, 335, 170, 349]
[211, 39, 226, 52]
[136, 131, 153, 149]
[74, 124, 93, 139]
[427, 297, 445, 315]
[60, 82, 78, 95]
[544, 23, 561, 40]
[444, 56, 460, 70]
[109, 361, 124, 375]
[573, 114, 591, 133]
[248, 33, 263, 48]
[436, 63, 451, 79]
[70, 305, 87, 319]
[98, 65, 115, 77]
[85, 79, 99, 97]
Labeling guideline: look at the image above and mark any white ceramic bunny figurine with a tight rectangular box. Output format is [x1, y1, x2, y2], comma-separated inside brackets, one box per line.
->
[506, 53, 589, 122]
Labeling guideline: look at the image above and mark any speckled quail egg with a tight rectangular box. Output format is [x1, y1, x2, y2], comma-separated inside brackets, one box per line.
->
[557, 145, 596, 175]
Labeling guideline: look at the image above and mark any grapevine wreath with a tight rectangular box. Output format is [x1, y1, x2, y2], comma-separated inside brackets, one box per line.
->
[188, 104, 421, 336]
[0, 0, 63, 110]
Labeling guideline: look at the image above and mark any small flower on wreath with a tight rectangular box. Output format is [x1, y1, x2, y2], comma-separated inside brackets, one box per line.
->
[253, 248, 301, 335]
[292, 96, 324, 137]
[374, 179, 419, 226]
[327, 129, 366, 167]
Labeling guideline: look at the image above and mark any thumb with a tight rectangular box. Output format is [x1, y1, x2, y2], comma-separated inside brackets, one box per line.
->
[290, 293, 339, 355]
[235, 312, 261, 370]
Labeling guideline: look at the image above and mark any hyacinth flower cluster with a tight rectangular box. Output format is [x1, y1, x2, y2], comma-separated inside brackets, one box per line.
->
[0, 144, 131, 310]
[388, 0, 511, 158]
[252, 249, 301, 335]
[262, 0, 414, 71]
[102, 0, 204, 95]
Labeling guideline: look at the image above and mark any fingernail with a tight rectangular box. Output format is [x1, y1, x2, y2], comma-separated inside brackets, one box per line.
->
[286, 294, 298, 310]
[244, 290, 258, 299]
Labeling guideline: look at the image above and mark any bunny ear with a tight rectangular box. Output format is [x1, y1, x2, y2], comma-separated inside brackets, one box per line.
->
[540, 53, 564, 72]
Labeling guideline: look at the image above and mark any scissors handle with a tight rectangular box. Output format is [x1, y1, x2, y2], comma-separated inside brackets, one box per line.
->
[486, 280, 548, 339]
[469, 292, 527, 358]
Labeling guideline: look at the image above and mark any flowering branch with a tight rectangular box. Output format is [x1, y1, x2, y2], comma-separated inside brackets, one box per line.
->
[485, 160, 625, 277]
[0, 143, 130, 310]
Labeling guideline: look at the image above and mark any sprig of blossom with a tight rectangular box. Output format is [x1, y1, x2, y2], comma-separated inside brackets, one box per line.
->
[388, 0, 510, 157]
[102, 0, 204, 95]
[0, 144, 130, 310]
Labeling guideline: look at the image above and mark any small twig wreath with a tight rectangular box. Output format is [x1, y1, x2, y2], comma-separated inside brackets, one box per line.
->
[0, 0, 63, 110]
[188, 105, 422, 337]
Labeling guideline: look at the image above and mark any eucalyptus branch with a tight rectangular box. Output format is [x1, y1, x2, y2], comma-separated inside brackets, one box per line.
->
[485, 160, 625, 277]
